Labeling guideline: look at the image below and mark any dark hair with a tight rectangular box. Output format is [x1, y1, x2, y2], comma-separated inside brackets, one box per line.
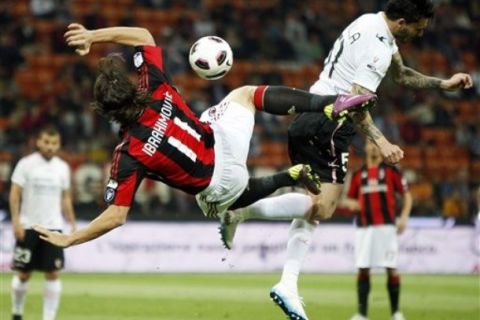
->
[385, 0, 434, 23]
[92, 54, 150, 126]
[38, 125, 60, 138]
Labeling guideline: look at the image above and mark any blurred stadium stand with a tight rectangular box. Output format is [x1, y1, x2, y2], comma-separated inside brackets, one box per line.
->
[0, 0, 478, 222]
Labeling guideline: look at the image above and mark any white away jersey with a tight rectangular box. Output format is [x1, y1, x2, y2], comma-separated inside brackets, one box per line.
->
[11, 152, 70, 229]
[311, 12, 398, 94]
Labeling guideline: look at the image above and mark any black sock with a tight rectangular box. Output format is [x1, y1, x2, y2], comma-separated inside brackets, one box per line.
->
[387, 274, 400, 314]
[229, 171, 295, 210]
[357, 272, 370, 317]
[254, 85, 337, 115]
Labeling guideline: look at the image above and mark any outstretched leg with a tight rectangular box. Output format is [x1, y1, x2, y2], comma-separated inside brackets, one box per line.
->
[223, 85, 376, 119]
[229, 164, 321, 211]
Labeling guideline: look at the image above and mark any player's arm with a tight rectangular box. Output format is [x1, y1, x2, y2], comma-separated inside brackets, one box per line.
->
[61, 189, 77, 233]
[390, 52, 473, 90]
[33, 204, 129, 248]
[64, 23, 155, 56]
[349, 84, 404, 164]
[342, 198, 361, 212]
[9, 183, 24, 241]
[396, 191, 412, 235]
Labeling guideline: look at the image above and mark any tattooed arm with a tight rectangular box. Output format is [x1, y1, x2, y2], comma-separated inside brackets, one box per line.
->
[390, 52, 473, 90]
[349, 84, 404, 164]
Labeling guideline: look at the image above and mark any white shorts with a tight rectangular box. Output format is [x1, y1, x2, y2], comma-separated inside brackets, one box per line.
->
[355, 225, 398, 269]
[196, 101, 254, 218]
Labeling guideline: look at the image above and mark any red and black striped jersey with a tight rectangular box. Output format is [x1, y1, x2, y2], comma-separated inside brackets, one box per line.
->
[347, 163, 408, 227]
[106, 45, 215, 206]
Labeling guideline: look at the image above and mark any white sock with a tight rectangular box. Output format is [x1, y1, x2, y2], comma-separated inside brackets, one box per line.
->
[243, 193, 312, 221]
[11, 275, 28, 315]
[43, 279, 62, 320]
[280, 219, 316, 294]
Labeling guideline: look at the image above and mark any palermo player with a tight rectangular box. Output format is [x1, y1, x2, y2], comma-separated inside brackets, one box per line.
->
[10, 127, 77, 320]
[33, 24, 376, 251]
[219, 0, 473, 319]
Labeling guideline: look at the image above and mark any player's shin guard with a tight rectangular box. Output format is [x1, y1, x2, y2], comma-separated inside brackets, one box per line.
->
[357, 272, 370, 317]
[387, 275, 400, 315]
[43, 279, 62, 320]
[253, 85, 337, 115]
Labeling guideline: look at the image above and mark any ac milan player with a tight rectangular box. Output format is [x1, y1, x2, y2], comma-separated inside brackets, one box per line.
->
[33, 23, 376, 248]
[344, 139, 412, 320]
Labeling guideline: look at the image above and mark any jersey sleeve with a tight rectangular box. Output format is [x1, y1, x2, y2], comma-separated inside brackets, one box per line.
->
[391, 167, 408, 194]
[61, 163, 71, 190]
[105, 149, 144, 207]
[352, 43, 392, 92]
[347, 171, 361, 199]
[134, 45, 171, 93]
[11, 159, 27, 187]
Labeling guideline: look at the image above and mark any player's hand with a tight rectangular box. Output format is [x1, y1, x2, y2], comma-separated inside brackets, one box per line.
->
[378, 142, 404, 165]
[440, 73, 474, 91]
[32, 225, 72, 248]
[64, 23, 92, 56]
[345, 199, 361, 212]
[396, 217, 407, 235]
[13, 224, 25, 241]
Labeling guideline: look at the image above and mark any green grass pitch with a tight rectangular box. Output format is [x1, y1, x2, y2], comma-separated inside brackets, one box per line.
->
[0, 273, 478, 319]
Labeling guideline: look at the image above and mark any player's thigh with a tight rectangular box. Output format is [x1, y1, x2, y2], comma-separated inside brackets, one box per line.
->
[308, 183, 344, 220]
[12, 229, 39, 272]
[372, 226, 398, 268]
[39, 230, 65, 271]
[219, 85, 256, 114]
[355, 227, 373, 268]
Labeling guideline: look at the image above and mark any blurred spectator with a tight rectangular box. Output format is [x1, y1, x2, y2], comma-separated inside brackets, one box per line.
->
[0, 33, 24, 78]
[13, 16, 37, 50]
[83, 3, 107, 30]
[0, 1, 13, 30]
[193, 11, 216, 38]
[135, 0, 172, 9]
[55, 0, 73, 24]
[30, 0, 56, 19]
[443, 190, 467, 219]
[406, 96, 435, 127]
[468, 127, 480, 159]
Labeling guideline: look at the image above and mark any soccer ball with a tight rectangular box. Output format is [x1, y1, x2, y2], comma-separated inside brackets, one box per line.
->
[189, 36, 233, 80]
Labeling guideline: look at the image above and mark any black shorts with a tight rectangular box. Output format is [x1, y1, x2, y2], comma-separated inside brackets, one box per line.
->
[288, 112, 356, 184]
[12, 229, 64, 272]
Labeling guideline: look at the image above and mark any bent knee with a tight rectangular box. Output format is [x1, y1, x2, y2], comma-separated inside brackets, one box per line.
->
[223, 85, 257, 112]
[231, 85, 257, 98]
[308, 197, 338, 220]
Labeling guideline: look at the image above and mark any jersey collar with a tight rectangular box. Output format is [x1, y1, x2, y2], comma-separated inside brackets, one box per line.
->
[378, 12, 396, 46]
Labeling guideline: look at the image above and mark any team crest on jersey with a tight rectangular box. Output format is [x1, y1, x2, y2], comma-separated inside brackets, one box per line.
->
[134, 52, 144, 68]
